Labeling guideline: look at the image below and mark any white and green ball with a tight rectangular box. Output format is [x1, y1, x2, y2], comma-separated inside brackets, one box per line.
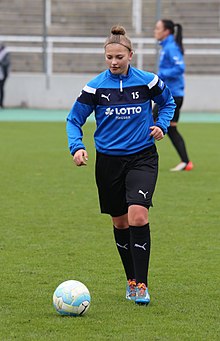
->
[53, 280, 91, 316]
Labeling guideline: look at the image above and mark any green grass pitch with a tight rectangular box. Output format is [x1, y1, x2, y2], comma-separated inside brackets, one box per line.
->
[0, 121, 219, 340]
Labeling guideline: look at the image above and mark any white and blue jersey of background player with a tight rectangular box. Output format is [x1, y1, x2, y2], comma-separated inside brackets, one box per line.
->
[67, 65, 176, 156]
[158, 34, 185, 97]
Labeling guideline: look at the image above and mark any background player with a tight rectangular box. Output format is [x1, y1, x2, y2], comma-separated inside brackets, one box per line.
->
[153, 19, 193, 171]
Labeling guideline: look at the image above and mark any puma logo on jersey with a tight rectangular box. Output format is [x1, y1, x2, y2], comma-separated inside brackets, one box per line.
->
[138, 190, 149, 199]
[101, 93, 111, 101]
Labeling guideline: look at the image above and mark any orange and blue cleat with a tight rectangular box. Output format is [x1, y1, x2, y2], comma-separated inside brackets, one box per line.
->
[135, 282, 150, 305]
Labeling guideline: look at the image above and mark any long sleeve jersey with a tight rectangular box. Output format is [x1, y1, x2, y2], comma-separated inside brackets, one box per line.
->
[158, 34, 185, 97]
[66, 66, 176, 156]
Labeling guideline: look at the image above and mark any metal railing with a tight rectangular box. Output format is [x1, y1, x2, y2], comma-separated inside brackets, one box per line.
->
[1, 35, 220, 75]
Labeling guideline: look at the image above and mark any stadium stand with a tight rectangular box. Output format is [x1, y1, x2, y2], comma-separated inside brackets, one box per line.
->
[49, 0, 133, 36]
[0, 0, 44, 35]
[0, 0, 219, 74]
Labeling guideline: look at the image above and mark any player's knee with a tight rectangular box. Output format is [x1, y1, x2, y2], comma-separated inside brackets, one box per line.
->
[128, 205, 148, 226]
[168, 125, 177, 137]
[129, 216, 148, 226]
[112, 214, 128, 228]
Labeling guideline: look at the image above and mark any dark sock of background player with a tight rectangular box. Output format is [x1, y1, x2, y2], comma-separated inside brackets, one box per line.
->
[153, 101, 189, 164]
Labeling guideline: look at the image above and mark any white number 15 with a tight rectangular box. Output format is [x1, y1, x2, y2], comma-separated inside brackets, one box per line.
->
[131, 91, 139, 99]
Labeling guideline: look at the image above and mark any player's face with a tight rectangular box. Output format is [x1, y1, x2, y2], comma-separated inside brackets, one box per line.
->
[105, 44, 133, 75]
[154, 20, 169, 41]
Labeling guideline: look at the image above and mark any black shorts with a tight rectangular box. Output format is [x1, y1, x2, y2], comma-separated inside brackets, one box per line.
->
[95, 145, 159, 217]
[153, 96, 183, 123]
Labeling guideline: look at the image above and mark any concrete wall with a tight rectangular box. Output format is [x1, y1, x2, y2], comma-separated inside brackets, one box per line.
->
[4, 73, 220, 111]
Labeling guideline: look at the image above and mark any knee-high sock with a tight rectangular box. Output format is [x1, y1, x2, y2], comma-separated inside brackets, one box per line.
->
[168, 126, 189, 163]
[113, 226, 135, 281]
[130, 224, 151, 286]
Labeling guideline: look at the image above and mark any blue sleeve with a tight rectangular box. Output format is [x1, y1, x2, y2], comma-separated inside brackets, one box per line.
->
[150, 78, 176, 133]
[159, 47, 185, 79]
[66, 101, 93, 155]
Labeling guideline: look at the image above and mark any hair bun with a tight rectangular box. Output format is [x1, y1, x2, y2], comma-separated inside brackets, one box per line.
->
[111, 25, 126, 36]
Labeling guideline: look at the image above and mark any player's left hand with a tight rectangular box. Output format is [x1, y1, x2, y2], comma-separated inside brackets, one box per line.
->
[73, 149, 88, 166]
[149, 126, 164, 141]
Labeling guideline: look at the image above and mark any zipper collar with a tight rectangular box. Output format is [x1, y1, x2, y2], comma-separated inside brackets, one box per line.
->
[107, 65, 132, 79]
[119, 79, 123, 92]
[108, 66, 132, 93]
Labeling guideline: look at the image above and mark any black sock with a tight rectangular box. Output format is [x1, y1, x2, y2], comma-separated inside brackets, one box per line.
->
[113, 226, 135, 281]
[168, 126, 189, 163]
[130, 224, 151, 286]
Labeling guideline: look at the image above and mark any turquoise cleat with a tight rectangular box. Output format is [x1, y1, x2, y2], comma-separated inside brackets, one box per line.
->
[135, 283, 150, 305]
[126, 279, 136, 301]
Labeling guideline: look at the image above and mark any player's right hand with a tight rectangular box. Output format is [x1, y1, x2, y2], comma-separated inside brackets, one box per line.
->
[73, 149, 88, 166]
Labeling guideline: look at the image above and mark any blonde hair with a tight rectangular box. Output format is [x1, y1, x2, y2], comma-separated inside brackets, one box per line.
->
[104, 25, 133, 51]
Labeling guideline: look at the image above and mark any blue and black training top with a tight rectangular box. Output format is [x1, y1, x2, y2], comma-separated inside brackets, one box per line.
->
[66, 65, 176, 156]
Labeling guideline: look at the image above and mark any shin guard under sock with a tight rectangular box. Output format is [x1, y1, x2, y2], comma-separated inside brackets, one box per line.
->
[113, 226, 135, 280]
[130, 224, 151, 286]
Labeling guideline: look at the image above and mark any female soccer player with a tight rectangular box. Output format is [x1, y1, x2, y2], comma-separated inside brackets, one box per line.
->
[154, 19, 193, 171]
[66, 25, 175, 305]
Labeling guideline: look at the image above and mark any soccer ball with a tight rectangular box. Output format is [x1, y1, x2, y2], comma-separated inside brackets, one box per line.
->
[53, 280, 91, 316]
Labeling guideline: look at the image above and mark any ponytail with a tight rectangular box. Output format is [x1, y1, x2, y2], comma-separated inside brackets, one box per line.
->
[174, 23, 184, 54]
[161, 19, 184, 55]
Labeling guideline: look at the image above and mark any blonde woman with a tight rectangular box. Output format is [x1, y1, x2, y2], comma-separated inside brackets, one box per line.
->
[66, 25, 175, 305]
